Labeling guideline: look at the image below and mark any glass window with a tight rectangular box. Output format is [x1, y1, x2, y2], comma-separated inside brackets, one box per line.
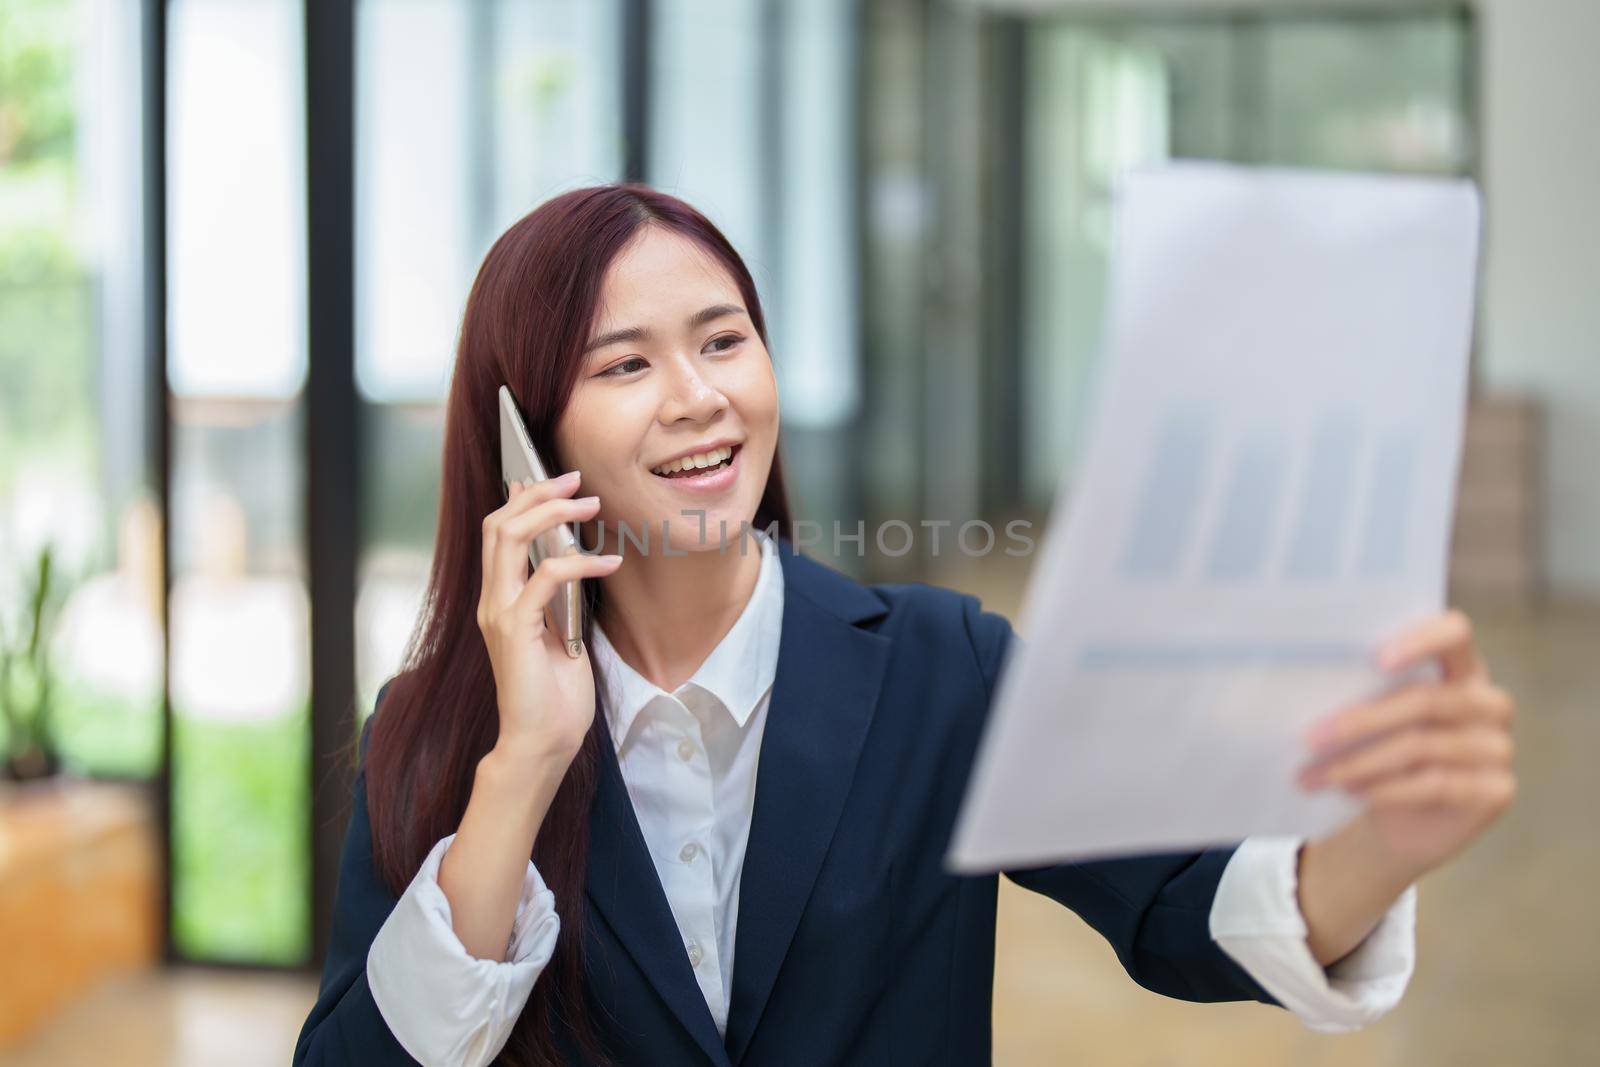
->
[860, 0, 932, 527]
[0, 0, 160, 779]
[1023, 26, 1171, 507]
[166, 0, 310, 964]
[1019, 10, 1473, 512]
[354, 0, 624, 719]
[355, 0, 624, 405]
[650, 0, 863, 530]
[649, 0, 769, 293]
[1261, 16, 1471, 174]
[774, 0, 860, 430]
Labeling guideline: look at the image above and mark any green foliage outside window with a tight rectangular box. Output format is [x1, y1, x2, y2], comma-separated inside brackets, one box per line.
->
[1, 0, 309, 965]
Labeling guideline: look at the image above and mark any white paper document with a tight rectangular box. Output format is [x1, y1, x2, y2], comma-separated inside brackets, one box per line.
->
[947, 163, 1481, 871]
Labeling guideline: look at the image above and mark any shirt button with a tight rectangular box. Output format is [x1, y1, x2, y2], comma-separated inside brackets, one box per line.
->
[679, 841, 700, 863]
[677, 738, 695, 762]
[687, 940, 703, 967]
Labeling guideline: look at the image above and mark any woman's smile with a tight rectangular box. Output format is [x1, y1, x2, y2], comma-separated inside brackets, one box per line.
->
[648, 441, 743, 495]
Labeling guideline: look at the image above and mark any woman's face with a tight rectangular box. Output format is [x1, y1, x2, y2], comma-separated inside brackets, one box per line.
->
[555, 225, 780, 555]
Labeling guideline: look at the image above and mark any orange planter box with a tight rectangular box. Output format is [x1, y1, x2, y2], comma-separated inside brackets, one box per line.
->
[0, 781, 161, 1051]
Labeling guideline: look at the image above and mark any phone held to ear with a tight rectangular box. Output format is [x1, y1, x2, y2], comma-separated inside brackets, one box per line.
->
[498, 384, 585, 658]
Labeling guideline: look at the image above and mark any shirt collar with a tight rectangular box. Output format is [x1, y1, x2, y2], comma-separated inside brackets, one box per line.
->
[590, 529, 784, 753]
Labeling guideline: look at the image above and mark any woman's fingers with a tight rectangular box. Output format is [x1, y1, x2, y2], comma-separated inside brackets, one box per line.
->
[1353, 764, 1517, 816]
[481, 473, 580, 583]
[1301, 722, 1513, 792]
[508, 550, 623, 636]
[1377, 608, 1485, 682]
[499, 491, 599, 543]
[1307, 677, 1515, 752]
[504, 469, 581, 514]
[485, 494, 602, 609]
[480, 473, 581, 610]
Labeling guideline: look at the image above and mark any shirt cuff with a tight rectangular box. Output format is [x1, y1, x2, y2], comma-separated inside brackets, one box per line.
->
[1209, 834, 1417, 1033]
[367, 832, 560, 1067]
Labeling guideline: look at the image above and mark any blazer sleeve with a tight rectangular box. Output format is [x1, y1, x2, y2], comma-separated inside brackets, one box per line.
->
[293, 681, 419, 1066]
[959, 596, 1281, 1008]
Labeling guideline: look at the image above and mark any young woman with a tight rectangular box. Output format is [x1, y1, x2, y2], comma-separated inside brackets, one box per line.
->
[293, 185, 1516, 1067]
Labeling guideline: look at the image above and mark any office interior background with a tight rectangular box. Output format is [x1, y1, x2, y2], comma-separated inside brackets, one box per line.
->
[0, 0, 1595, 1063]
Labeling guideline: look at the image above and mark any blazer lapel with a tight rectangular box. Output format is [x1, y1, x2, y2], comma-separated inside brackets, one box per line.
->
[723, 547, 892, 1065]
[587, 733, 732, 1067]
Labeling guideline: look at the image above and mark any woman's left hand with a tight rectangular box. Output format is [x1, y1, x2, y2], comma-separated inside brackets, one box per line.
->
[1298, 608, 1518, 881]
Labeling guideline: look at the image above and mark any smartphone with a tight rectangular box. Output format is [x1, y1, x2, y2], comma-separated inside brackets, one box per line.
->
[498, 384, 584, 658]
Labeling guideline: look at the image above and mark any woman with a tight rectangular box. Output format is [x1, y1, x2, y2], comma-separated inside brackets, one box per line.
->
[294, 184, 1516, 1066]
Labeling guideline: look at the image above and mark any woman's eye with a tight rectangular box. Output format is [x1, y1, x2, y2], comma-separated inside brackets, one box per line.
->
[707, 334, 743, 353]
[600, 356, 648, 378]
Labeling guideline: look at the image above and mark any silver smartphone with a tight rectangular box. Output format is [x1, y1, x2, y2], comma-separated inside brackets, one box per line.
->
[498, 384, 584, 658]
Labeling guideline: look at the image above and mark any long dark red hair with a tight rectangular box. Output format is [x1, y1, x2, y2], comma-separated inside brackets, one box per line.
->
[362, 183, 795, 1065]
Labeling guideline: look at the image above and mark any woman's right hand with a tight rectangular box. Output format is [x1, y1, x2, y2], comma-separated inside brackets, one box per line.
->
[477, 469, 622, 767]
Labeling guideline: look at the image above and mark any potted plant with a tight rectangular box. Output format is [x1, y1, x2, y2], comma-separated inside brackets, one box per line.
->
[2, 542, 72, 781]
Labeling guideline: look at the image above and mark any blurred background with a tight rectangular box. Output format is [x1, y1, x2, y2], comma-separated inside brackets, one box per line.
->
[0, 0, 1594, 1063]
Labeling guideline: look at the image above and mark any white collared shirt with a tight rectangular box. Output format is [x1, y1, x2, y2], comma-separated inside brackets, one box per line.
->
[367, 529, 1417, 1066]
[583, 527, 785, 1036]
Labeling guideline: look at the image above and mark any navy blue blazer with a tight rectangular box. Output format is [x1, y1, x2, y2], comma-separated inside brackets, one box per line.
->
[295, 542, 1283, 1065]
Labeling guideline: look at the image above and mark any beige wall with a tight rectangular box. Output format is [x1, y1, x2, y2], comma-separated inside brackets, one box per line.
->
[1476, 0, 1600, 596]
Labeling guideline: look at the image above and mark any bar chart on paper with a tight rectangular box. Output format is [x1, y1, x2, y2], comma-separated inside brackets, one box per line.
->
[1080, 406, 1424, 669]
[1121, 410, 1418, 587]
[948, 163, 1481, 871]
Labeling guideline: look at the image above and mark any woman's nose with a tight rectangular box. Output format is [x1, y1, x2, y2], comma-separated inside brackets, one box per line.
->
[659, 362, 728, 424]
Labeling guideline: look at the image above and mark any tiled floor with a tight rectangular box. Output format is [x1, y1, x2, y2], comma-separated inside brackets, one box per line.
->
[3, 966, 314, 1066]
[9, 575, 1598, 1065]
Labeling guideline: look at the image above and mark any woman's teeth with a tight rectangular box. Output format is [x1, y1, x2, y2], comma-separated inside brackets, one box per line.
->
[651, 445, 734, 478]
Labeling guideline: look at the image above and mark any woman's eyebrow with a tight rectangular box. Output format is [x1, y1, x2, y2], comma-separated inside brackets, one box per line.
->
[582, 303, 745, 354]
